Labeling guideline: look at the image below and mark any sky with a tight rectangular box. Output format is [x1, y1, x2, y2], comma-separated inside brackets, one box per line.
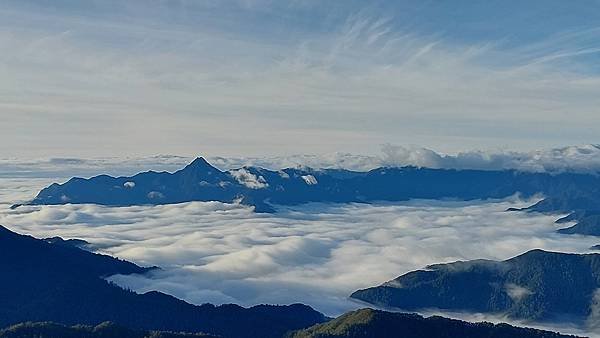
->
[1, 0, 600, 158]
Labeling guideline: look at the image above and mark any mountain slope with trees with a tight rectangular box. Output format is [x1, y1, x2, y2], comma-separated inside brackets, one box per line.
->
[0, 225, 326, 338]
[289, 309, 580, 338]
[351, 250, 600, 324]
[0, 322, 217, 338]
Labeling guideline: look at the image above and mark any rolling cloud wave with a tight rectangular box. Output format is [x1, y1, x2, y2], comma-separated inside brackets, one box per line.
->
[1, 184, 595, 316]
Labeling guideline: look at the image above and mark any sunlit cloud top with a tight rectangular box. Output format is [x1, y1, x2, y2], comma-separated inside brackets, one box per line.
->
[1, 0, 600, 158]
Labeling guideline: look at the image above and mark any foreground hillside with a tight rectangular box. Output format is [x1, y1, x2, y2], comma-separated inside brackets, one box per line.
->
[0, 322, 217, 338]
[24, 157, 600, 235]
[0, 225, 584, 338]
[1, 311, 580, 338]
[0, 225, 326, 338]
[289, 309, 579, 338]
[352, 250, 600, 324]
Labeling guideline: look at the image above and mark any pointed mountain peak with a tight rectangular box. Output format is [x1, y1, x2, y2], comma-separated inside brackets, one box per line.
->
[189, 156, 211, 167]
[179, 157, 221, 174]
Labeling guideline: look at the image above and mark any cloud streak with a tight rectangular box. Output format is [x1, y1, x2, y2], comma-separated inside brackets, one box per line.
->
[1, 1, 600, 157]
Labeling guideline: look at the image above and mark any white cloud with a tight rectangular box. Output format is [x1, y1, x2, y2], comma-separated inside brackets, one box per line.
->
[588, 289, 600, 331]
[228, 168, 269, 189]
[124, 181, 136, 188]
[2, 178, 597, 318]
[0, 155, 191, 178]
[4, 144, 600, 181]
[505, 283, 534, 302]
[301, 175, 318, 185]
[0, 178, 57, 205]
[147, 191, 164, 199]
[379, 144, 600, 174]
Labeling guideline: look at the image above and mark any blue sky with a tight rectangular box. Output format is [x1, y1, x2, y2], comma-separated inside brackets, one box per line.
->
[1, 0, 600, 158]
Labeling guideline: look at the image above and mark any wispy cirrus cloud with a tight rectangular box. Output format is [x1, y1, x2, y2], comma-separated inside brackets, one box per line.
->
[1, 1, 600, 157]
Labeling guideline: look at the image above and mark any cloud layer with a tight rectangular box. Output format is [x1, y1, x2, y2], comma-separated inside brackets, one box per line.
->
[378, 144, 600, 173]
[2, 178, 597, 316]
[4, 177, 600, 336]
[3, 144, 600, 181]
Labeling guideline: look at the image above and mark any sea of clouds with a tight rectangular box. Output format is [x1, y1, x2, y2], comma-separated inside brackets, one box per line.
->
[1, 178, 598, 315]
[2, 173, 600, 336]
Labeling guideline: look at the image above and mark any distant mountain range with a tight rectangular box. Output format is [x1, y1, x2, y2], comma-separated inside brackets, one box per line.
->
[289, 309, 579, 338]
[351, 250, 600, 325]
[22, 157, 600, 235]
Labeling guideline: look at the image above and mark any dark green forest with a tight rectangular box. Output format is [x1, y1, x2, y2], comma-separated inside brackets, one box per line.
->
[289, 309, 580, 338]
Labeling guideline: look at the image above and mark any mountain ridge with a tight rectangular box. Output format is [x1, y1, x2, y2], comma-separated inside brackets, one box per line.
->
[0, 224, 326, 338]
[288, 308, 581, 338]
[351, 249, 600, 326]
[22, 157, 600, 235]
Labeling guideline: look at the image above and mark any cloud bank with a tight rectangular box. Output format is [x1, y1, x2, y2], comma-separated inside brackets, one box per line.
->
[378, 144, 600, 174]
[3, 144, 600, 180]
[1, 182, 596, 317]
